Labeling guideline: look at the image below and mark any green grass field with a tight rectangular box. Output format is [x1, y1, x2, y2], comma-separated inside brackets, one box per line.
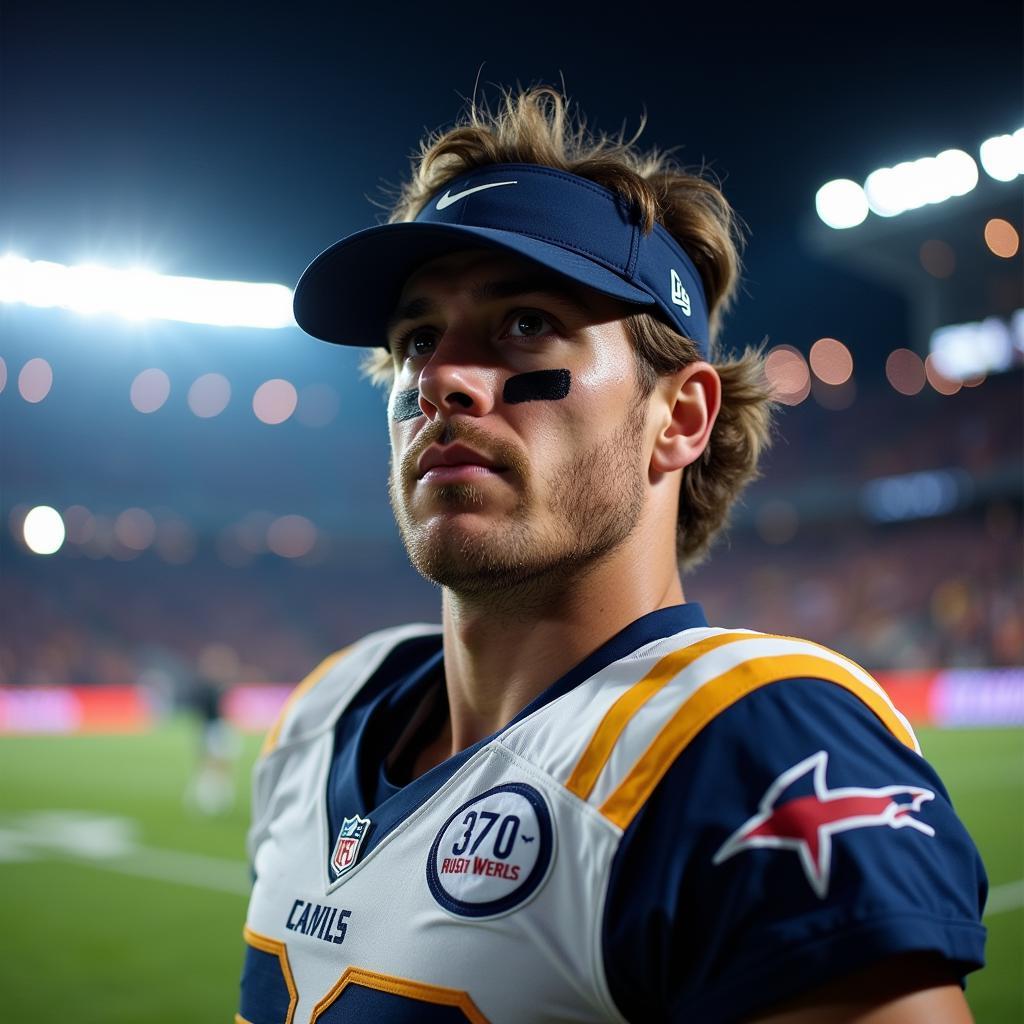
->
[0, 723, 1020, 1022]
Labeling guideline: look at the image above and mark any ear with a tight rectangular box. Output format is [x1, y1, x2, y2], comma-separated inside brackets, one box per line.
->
[650, 361, 722, 475]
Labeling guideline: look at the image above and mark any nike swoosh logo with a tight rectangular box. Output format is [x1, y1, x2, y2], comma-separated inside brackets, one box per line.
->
[435, 180, 518, 210]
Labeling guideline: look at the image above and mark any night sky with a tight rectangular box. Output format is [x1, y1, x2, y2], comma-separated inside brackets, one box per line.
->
[1, 1, 1021, 532]
[3, 0, 1020, 357]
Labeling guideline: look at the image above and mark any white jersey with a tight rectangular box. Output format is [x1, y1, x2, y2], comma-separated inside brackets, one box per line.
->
[238, 605, 986, 1024]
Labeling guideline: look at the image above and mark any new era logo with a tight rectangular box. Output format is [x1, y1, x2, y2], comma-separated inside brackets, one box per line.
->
[670, 269, 691, 316]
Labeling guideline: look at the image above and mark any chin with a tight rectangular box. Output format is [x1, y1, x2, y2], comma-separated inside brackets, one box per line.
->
[404, 518, 605, 599]
[405, 523, 519, 588]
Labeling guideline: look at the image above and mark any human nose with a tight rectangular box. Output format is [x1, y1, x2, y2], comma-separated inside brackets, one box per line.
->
[415, 333, 498, 421]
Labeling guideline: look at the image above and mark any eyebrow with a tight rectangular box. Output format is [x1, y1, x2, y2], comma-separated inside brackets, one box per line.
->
[385, 274, 596, 337]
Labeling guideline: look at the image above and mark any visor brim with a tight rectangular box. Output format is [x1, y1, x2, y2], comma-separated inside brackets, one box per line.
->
[293, 222, 656, 347]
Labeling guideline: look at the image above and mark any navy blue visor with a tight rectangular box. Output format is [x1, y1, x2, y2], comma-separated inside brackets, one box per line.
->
[292, 163, 710, 357]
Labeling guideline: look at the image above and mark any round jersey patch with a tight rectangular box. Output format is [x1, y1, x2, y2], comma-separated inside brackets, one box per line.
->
[427, 782, 554, 918]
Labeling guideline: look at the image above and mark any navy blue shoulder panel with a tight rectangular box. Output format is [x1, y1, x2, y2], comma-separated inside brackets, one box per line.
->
[602, 677, 987, 1024]
[328, 604, 709, 866]
[326, 633, 443, 866]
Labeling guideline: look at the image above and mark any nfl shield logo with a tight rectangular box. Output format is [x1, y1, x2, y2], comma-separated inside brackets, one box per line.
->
[331, 814, 371, 877]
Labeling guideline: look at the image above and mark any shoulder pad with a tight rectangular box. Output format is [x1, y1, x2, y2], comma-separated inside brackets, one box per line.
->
[509, 627, 918, 830]
[259, 623, 441, 757]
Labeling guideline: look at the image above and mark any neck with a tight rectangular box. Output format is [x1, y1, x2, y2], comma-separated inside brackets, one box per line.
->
[437, 525, 685, 756]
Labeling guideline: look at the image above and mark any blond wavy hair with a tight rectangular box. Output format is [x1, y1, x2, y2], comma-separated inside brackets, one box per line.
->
[364, 86, 776, 569]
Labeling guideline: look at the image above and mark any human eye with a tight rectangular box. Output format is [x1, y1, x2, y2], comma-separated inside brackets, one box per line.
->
[502, 309, 557, 340]
[391, 325, 437, 362]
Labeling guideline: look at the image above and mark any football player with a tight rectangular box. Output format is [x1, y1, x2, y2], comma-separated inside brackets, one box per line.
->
[238, 87, 986, 1023]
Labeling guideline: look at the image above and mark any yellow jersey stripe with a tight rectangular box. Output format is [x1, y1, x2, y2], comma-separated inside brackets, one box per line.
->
[599, 652, 919, 830]
[749, 631, 920, 753]
[242, 926, 297, 1024]
[260, 647, 350, 757]
[565, 631, 757, 800]
[310, 966, 490, 1023]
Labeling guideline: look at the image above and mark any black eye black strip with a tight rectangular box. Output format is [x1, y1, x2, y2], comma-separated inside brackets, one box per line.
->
[392, 389, 424, 421]
[503, 369, 571, 404]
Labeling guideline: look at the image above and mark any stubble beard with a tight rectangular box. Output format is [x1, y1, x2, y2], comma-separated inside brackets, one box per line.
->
[389, 404, 648, 607]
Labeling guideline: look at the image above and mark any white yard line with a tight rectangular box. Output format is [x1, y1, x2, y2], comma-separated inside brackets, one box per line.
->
[85, 846, 251, 895]
[6, 840, 252, 896]
[0, 810, 250, 896]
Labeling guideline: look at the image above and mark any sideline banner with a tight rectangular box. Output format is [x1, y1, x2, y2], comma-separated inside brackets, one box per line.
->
[0, 685, 153, 734]
[1, 670, 1022, 734]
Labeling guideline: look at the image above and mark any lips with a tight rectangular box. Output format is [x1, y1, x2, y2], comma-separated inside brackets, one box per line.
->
[416, 443, 505, 479]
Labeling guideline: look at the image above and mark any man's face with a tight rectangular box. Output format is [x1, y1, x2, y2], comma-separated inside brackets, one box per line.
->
[386, 248, 653, 597]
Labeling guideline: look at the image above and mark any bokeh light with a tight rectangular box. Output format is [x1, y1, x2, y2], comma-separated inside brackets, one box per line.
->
[267, 515, 317, 558]
[924, 354, 962, 396]
[80, 515, 113, 559]
[63, 505, 95, 545]
[984, 219, 1020, 259]
[296, 383, 340, 428]
[934, 149, 980, 196]
[815, 179, 869, 229]
[130, 368, 171, 413]
[253, 379, 298, 425]
[979, 131, 1024, 182]
[23, 505, 66, 555]
[764, 345, 811, 405]
[108, 537, 142, 562]
[885, 349, 926, 395]
[114, 508, 157, 551]
[864, 150, 977, 218]
[0, 355, 7, 393]
[919, 239, 955, 278]
[188, 372, 231, 418]
[18, 357, 53, 403]
[808, 337, 853, 385]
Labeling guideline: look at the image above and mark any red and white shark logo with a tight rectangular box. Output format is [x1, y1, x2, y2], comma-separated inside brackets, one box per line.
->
[713, 750, 935, 898]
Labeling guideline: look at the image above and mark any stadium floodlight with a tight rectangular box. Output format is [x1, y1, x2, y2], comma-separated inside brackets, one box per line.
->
[815, 179, 869, 229]
[863, 149, 978, 219]
[862, 167, 904, 218]
[934, 148, 980, 196]
[979, 129, 1024, 182]
[819, 143, 983, 227]
[0, 254, 296, 329]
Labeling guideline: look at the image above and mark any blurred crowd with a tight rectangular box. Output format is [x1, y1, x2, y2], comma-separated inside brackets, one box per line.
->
[3, 368, 1021, 689]
[764, 369, 1020, 485]
[690, 507, 1023, 671]
[0, 542, 429, 691]
[1, 504, 1020, 690]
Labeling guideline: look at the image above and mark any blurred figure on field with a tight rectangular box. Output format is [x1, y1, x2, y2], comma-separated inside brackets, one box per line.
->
[183, 643, 241, 815]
